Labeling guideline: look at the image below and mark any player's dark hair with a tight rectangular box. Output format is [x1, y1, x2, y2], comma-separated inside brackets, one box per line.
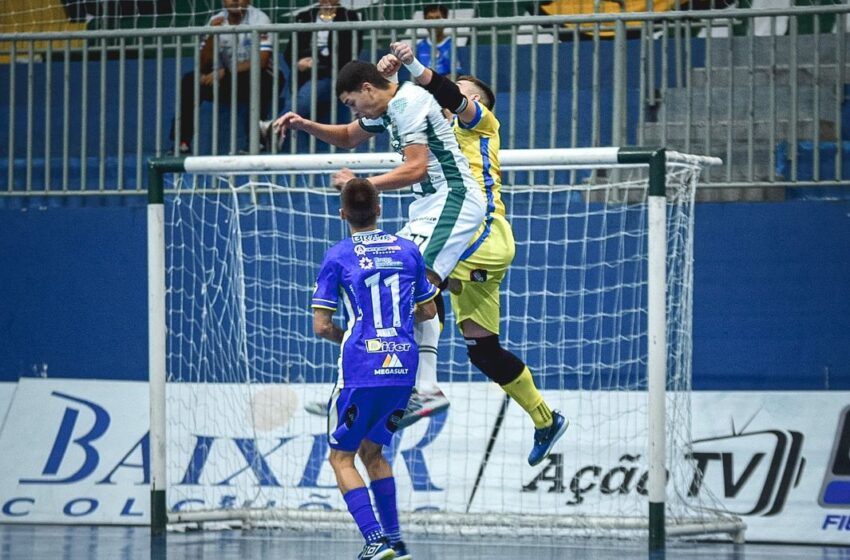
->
[335, 61, 393, 97]
[423, 4, 449, 18]
[456, 74, 496, 111]
[341, 178, 379, 228]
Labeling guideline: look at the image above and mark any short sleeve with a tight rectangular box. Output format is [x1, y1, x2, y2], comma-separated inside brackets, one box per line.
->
[390, 87, 430, 147]
[359, 117, 386, 134]
[458, 101, 498, 137]
[200, 10, 226, 51]
[255, 10, 273, 51]
[311, 254, 340, 310]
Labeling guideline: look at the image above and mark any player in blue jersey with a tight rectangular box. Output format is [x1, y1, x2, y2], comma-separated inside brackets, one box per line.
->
[312, 178, 438, 560]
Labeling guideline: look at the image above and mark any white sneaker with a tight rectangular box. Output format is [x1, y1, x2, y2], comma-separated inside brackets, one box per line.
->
[397, 388, 450, 429]
[304, 400, 328, 417]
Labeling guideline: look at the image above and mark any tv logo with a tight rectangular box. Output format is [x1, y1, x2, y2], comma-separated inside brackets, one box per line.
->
[688, 429, 805, 516]
[819, 405, 850, 508]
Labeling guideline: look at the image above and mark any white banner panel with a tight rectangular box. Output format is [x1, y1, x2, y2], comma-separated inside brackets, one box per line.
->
[0, 378, 150, 523]
[0, 378, 847, 546]
[689, 392, 850, 545]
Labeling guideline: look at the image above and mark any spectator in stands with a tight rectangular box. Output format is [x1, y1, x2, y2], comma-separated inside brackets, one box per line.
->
[286, 0, 361, 127]
[169, 0, 284, 154]
[417, 3, 460, 76]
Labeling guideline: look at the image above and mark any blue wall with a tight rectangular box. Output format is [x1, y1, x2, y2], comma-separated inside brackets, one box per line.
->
[1, 199, 848, 390]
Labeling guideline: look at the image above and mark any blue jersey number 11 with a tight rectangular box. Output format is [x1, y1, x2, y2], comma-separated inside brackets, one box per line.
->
[364, 272, 401, 329]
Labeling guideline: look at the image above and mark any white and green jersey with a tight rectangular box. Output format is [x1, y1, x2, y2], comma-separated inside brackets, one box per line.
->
[358, 82, 487, 281]
[358, 82, 481, 199]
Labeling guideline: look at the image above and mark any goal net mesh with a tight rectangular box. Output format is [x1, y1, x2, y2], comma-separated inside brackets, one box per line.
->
[162, 156, 740, 539]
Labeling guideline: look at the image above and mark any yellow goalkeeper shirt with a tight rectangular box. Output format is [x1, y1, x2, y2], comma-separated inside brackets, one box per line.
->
[453, 101, 504, 219]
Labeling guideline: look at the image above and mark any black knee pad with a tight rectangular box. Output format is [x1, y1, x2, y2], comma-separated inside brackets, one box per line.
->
[465, 335, 525, 385]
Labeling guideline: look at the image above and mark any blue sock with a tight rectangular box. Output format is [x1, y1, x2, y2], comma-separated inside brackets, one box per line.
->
[343, 487, 383, 544]
[370, 476, 401, 544]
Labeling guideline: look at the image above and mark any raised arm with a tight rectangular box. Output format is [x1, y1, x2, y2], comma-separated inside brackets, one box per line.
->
[331, 143, 428, 191]
[273, 112, 373, 150]
[389, 42, 478, 125]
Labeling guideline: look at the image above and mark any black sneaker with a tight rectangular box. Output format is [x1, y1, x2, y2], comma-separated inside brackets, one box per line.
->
[391, 540, 411, 560]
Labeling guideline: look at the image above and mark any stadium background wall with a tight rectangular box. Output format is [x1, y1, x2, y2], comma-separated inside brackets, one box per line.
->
[0, 39, 693, 187]
[0, 199, 848, 390]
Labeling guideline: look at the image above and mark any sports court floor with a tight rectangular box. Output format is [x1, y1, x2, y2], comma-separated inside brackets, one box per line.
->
[1, 525, 848, 560]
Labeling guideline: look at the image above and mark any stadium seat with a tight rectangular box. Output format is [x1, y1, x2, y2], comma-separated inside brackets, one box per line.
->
[0, 0, 86, 63]
[540, 0, 686, 36]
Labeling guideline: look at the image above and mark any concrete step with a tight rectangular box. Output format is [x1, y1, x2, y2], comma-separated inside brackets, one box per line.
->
[704, 34, 850, 67]
[651, 86, 840, 121]
[689, 64, 850, 88]
[641, 119, 839, 143]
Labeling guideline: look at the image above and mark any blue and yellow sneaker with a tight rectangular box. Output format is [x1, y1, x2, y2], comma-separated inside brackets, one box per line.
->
[527, 411, 569, 466]
[357, 538, 395, 560]
[391, 540, 412, 560]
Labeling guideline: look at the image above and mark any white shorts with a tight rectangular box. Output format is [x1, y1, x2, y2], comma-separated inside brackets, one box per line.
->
[396, 188, 486, 281]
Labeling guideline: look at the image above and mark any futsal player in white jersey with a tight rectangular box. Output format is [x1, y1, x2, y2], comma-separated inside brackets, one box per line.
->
[273, 60, 487, 422]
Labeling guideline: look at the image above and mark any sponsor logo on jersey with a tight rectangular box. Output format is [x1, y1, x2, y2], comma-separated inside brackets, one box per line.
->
[374, 353, 408, 375]
[382, 354, 403, 368]
[374, 257, 404, 270]
[366, 339, 412, 353]
[352, 233, 397, 245]
[390, 97, 408, 114]
[361, 245, 402, 255]
[354, 244, 367, 256]
[358, 257, 373, 270]
[470, 269, 488, 282]
[410, 215, 438, 224]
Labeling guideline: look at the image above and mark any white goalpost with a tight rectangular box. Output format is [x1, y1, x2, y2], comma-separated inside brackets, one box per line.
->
[147, 148, 744, 548]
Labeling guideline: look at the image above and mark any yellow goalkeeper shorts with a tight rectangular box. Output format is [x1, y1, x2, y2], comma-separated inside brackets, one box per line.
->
[448, 213, 516, 335]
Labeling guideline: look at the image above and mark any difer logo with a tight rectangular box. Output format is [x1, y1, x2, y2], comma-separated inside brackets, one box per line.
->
[819, 405, 850, 508]
[365, 339, 412, 353]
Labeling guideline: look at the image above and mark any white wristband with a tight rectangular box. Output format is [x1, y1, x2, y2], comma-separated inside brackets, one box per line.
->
[404, 58, 426, 78]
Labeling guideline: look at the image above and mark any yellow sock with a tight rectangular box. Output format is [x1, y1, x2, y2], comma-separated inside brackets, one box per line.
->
[500, 367, 553, 429]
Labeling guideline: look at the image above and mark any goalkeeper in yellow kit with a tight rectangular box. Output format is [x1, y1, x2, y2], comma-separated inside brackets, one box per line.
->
[377, 42, 568, 466]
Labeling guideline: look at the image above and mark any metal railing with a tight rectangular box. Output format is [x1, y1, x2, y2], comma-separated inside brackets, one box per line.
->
[2, 5, 850, 196]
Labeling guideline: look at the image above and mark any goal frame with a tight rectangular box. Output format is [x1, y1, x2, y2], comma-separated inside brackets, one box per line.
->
[146, 147, 729, 549]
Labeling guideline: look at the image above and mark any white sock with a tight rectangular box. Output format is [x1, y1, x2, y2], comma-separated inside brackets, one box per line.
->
[414, 315, 440, 393]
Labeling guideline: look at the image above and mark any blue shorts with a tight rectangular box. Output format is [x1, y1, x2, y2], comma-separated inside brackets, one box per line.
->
[327, 386, 413, 452]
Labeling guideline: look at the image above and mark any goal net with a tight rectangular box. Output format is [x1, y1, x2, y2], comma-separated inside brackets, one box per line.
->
[148, 148, 744, 542]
